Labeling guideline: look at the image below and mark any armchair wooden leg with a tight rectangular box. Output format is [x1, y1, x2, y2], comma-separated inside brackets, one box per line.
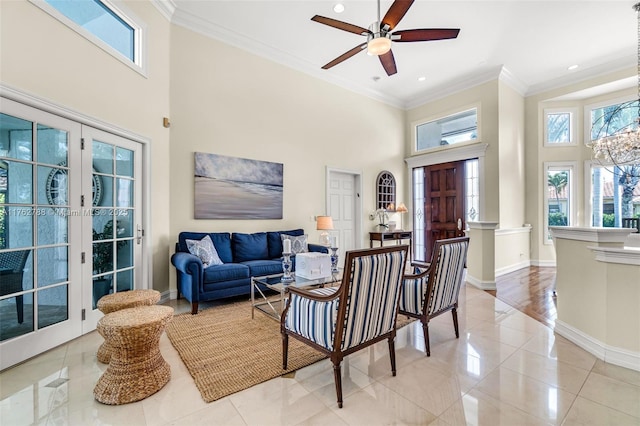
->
[282, 333, 289, 370]
[191, 302, 198, 315]
[452, 307, 460, 338]
[332, 361, 343, 408]
[388, 337, 397, 376]
[422, 321, 431, 357]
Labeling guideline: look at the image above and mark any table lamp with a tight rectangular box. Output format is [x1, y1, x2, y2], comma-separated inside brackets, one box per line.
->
[316, 215, 334, 246]
[396, 202, 408, 230]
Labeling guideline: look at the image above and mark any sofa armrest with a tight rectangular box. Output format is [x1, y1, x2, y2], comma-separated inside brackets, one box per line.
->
[308, 243, 329, 254]
[170, 251, 203, 303]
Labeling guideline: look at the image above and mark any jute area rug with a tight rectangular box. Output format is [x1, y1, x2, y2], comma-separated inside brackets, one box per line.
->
[165, 299, 413, 403]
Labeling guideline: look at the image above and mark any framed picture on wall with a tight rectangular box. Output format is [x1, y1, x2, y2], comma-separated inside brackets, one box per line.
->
[194, 152, 283, 219]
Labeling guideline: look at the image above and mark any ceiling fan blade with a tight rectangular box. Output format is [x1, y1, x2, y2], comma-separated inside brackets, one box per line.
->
[311, 15, 371, 36]
[393, 28, 460, 42]
[381, 0, 414, 31]
[379, 50, 397, 76]
[322, 43, 367, 70]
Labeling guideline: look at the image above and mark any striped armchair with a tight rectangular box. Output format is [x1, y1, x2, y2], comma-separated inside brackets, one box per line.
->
[399, 236, 469, 356]
[281, 245, 408, 408]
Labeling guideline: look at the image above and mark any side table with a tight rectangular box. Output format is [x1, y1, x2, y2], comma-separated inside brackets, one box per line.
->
[369, 231, 412, 261]
[96, 289, 161, 363]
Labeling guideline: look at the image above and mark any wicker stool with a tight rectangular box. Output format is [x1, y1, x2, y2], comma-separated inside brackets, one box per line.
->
[96, 289, 161, 363]
[94, 305, 174, 405]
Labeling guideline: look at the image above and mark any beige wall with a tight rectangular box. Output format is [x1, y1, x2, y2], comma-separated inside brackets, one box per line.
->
[0, 0, 172, 293]
[168, 26, 406, 292]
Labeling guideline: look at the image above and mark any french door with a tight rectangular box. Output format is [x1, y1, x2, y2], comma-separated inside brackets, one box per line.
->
[0, 98, 143, 370]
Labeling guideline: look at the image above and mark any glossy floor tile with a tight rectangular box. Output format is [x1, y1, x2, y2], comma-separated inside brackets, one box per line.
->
[1, 284, 639, 426]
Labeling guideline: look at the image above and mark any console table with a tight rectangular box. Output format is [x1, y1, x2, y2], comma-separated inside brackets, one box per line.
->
[369, 231, 412, 260]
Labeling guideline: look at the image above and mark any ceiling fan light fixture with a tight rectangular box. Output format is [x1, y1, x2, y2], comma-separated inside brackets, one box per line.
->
[367, 36, 391, 56]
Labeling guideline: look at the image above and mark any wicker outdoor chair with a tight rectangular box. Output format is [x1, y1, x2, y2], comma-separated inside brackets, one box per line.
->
[0, 249, 31, 324]
[399, 236, 469, 356]
[281, 245, 408, 408]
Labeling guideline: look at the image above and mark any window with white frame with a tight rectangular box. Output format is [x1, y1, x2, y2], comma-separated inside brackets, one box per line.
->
[31, 0, 145, 73]
[588, 163, 640, 228]
[415, 108, 478, 152]
[586, 96, 640, 228]
[544, 108, 577, 146]
[545, 163, 575, 242]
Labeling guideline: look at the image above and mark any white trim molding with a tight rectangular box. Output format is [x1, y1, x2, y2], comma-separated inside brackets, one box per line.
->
[550, 226, 631, 243]
[555, 320, 640, 372]
[590, 246, 640, 266]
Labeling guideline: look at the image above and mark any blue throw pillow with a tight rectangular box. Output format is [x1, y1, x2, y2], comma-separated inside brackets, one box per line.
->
[233, 232, 269, 262]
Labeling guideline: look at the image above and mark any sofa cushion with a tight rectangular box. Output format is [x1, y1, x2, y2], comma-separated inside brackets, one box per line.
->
[233, 232, 269, 262]
[203, 263, 250, 284]
[185, 235, 223, 268]
[178, 232, 233, 264]
[243, 259, 284, 277]
[267, 229, 304, 259]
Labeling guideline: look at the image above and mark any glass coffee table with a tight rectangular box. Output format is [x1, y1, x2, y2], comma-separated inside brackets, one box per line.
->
[251, 271, 342, 320]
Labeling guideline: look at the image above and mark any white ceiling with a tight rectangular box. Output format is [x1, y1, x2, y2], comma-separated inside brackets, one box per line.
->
[155, 0, 638, 108]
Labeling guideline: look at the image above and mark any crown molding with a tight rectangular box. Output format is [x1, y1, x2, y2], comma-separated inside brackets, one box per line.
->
[526, 55, 636, 97]
[169, 7, 406, 109]
[150, 0, 175, 22]
[405, 66, 504, 110]
[499, 67, 528, 96]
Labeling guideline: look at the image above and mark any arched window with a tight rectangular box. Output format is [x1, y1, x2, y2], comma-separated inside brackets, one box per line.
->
[376, 171, 396, 210]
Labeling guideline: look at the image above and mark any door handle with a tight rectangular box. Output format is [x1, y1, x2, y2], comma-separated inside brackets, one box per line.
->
[457, 218, 462, 231]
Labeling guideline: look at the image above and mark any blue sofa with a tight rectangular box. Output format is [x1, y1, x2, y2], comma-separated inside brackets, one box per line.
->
[171, 229, 328, 314]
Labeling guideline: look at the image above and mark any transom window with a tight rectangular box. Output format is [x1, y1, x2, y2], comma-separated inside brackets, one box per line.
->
[415, 108, 478, 152]
[544, 108, 577, 146]
[31, 0, 145, 74]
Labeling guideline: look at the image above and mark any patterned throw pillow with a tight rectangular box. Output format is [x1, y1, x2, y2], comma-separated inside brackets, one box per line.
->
[281, 234, 308, 254]
[186, 235, 223, 268]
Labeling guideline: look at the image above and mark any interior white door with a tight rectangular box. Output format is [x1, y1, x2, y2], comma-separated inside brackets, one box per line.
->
[327, 171, 357, 266]
[81, 126, 143, 332]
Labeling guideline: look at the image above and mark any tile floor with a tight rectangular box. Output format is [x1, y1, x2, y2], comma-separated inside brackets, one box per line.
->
[1, 284, 639, 425]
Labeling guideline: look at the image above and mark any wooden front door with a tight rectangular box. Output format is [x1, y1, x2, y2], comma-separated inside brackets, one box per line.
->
[424, 161, 466, 260]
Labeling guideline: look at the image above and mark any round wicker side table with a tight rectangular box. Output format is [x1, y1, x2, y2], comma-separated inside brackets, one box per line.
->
[96, 289, 161, 363]
[94, 305, 174, 405]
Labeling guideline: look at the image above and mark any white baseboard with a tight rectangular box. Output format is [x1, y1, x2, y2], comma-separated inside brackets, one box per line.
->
[531, 259, 556, 267]
[466, 274, 496, 290]
[159, 290, 174, 303]
[495, 260, 531, 277]
[555, 320, 640, 372]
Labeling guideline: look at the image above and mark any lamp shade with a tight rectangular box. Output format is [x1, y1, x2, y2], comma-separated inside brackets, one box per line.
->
[316, 216, 334, 230]
[396, 202, 408, 213]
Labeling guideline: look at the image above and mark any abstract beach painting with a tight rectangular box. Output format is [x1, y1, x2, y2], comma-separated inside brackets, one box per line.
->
[194, 152, 283, 219]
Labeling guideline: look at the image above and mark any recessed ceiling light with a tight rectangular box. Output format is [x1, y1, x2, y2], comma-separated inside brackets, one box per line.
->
[568, 64, 579, 71]
[417, 76, 427, 82]
[333, 3, 345, 13]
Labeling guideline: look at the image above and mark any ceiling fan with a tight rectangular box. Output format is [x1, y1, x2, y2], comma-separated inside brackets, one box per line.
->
[311, 0, 460, 76]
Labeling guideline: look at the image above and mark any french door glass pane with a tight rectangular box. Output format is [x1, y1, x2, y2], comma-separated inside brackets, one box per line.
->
[0, 113, 32, 161]
[93, 141, 113, 174]
[37, 124, 67, 165]
[116, 178, 132, 207]
[4, 160, 33, 204]
[0, 292, 34, 341]
[38, 285, 68, 329]
[37, 247, 68, 287]
[116, 147, 133, 177]
[37, 208, 68, 246]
